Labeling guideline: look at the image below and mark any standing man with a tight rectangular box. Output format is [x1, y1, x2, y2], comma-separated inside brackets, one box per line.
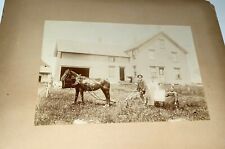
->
[136, 74, 148, 105]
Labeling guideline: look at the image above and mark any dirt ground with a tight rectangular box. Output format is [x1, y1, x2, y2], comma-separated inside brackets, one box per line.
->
[34, 83, 210, 125]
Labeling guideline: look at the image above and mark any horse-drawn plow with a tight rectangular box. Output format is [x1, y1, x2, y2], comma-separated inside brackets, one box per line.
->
[34, 83, 210, 125]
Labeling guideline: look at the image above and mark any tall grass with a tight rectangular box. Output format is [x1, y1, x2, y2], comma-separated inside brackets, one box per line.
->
[34, 84, 209, 125]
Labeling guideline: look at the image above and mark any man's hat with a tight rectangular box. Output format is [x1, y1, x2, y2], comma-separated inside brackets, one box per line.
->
[137, 74, 143, 78]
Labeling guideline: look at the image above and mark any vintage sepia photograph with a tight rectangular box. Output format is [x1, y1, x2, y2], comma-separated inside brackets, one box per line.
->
[34, 21, 210, 125]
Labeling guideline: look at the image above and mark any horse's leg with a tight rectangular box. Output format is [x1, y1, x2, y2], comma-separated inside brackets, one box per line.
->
[101, 88, 110, 106]
[73, 87, 79, 104]
[80, 89, 85, 104]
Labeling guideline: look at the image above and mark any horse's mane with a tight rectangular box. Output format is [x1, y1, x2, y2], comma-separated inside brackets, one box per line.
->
[70, 70, 78, 76]
[61, 69, 78, 81]
[61, 69, 108, 83]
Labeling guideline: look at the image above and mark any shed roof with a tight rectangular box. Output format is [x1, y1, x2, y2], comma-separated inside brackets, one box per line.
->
[39, 65, 51, 74]
[57, 40, 129, 57]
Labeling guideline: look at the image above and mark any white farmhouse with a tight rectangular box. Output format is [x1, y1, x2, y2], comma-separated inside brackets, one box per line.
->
[52, 32, 191, 84]
[125, 32, 190, 84]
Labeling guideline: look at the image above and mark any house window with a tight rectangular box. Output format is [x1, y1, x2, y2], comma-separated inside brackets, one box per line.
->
[171, 51, 178, 62]
[174, 67, 181, 80]
[159, 38, 165, 49]
[150, 66, 157, 79]
[133, 65, 137, 76]
[38, 75, 42, 82]
[150, 66, 165, 79]
[148, 49, 155, 60]
[159, 67, 164, 76]
[109, 66, 116, 78]
[132, 50, 136, 59]
[109, 56, 116, 62]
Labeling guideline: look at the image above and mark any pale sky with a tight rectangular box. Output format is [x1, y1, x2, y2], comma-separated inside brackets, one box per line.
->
[42, 21, 202, 83]
[0, 0, 5, 23]
[42, 21, 196, 56]
[210, 0, 225, 43]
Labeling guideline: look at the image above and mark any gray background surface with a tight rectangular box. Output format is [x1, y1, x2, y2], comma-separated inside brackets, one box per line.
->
[0, 0, 225, 149]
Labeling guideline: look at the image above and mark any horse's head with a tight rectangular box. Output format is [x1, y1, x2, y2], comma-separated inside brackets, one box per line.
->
[61, 69, 78, 81]
[61, 69, 70, 81]
[61, 69, 80, 81]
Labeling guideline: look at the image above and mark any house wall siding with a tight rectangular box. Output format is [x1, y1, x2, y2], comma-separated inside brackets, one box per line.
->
[54, 53, 130, 83]
[130, 35, 190, 84]
[53, 34, 191, 84]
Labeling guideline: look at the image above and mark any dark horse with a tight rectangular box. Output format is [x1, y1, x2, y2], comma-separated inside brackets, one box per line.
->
[61, 69, 111, 106]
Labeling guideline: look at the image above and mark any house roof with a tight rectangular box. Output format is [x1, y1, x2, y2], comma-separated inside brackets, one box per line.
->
[56, 32, 188, 58]
[39, 65, 51, 74]
[56, 40, 129, 57]
[125, 32, 188, 54]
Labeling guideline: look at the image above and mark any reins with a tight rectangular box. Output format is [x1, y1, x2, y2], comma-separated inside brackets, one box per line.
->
[87, 91, 116, 104]
[67, 70, 115, 104]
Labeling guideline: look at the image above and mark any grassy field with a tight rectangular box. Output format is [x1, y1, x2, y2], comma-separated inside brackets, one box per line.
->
[34, 83, 210, 125]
